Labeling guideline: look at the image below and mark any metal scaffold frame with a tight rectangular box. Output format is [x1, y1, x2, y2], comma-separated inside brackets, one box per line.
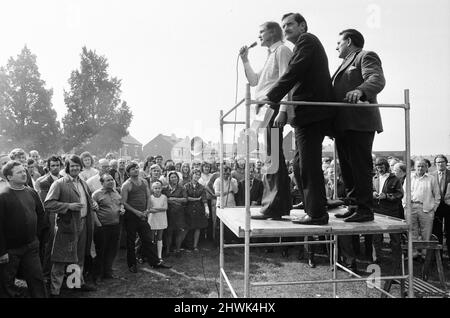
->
[218, 83, 414, 298]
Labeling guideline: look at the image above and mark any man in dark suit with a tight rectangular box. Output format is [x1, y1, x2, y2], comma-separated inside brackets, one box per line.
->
[332, 29, 385, 222]
[34, 155, 63, 283]
[236, 168, 264, 206]
[432, 154, 450, 260]
[262, 12, 335, 225]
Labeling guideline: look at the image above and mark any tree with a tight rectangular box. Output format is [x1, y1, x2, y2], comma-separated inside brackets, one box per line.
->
[62, 47, 132, 155]
[0, 46, 61, 155]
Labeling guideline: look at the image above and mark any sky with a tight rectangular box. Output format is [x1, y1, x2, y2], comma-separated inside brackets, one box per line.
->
[1, 0, 449, 155]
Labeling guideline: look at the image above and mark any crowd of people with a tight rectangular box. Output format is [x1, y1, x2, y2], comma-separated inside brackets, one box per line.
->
[0, 148, 296, 297]
[1, 146, 449, 298]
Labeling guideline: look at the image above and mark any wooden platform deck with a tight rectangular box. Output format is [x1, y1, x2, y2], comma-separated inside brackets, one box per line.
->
[217, 207, 408, 238]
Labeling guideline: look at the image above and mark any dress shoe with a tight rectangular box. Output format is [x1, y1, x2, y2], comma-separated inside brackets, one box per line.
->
[128, 265, 138, 273]
[292, 214, 329, 225]
[326, 199, 344, 210]
[292, 202, 304, 210]
[335, 205, 357, 218]
[344, 213, 374, 223]
[251, 213, 282, 220]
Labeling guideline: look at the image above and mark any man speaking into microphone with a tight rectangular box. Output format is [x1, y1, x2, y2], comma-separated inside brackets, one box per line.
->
[239, 21, 293, 220]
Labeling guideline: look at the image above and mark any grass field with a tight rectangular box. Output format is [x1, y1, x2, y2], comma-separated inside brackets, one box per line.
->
[52, 238, 450, 299]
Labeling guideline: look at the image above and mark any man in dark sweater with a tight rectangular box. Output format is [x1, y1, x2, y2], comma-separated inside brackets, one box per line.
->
[0, 161, 48, 298]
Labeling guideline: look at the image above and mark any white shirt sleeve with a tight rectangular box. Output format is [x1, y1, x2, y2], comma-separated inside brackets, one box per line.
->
[243, 61, 260, 87]
[277, 46, 293, 112]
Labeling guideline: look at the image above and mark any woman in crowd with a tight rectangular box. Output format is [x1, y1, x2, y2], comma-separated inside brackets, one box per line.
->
[79, 151, 99, 181]
[185, 169, 209, 251]
[199, 162, 215, 241]
[162, 171, 188, 256]
[213, 165, 238, 208]
[146, 164, 164, 190]
[180, 162, 191, 186]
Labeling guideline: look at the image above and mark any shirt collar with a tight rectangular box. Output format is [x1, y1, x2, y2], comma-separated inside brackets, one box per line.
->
[68, 174, 80, 183]
[344, 48, 362, 61]
[101, 187, 114, 193]
[268, 41, 283, 53]
[414, 172, 428, 179]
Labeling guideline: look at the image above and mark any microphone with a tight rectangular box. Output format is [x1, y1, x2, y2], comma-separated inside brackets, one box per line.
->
[248, 41, 258, 49]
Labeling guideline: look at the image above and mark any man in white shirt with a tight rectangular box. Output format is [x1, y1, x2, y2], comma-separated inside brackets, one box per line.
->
[239, 21, 293, 220]
[403, 159, 440, 259]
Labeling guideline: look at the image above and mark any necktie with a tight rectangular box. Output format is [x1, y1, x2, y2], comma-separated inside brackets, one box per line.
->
[439, 172, 445, 196]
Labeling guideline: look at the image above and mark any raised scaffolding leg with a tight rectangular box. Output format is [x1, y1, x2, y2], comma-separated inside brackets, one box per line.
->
[244, 83, 251, 297]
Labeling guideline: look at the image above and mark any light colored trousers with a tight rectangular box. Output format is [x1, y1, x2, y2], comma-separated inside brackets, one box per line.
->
[409, 203, 435, 256]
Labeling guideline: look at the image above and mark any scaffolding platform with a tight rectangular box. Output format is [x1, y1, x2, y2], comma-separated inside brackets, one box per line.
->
[217, 207, 408, 238]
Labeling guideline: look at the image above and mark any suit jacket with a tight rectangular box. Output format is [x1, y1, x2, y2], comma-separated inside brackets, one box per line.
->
[332, 49, 385, 133]
[266, 32, 335, 128]
[432, 169, 450, 210]
[44, 175, 94, 263]
[372, 173, 403, 217]
[236, 178, 264, 206]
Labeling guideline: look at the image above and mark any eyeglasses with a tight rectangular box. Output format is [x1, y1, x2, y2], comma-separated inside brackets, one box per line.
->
[436, 161, 446, 164]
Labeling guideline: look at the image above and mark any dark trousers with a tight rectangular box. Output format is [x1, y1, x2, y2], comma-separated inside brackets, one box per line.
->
[93, 224, 120, 278]
[124, 215, 159, 267]
[260, 126, 292, 216]
[293, 120, 330, 218]
[432, 203, 450, 256]
[42, 213, 56, 281]
[335, 130, 375, 215]
[373, 233, 402, 271]
[0, 239, 47, 298]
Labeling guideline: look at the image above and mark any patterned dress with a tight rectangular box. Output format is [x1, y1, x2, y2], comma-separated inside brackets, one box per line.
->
[162, 184, 187, 230]
[184, 182, 208, 230]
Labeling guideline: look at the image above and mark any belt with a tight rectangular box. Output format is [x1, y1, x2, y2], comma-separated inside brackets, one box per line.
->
[411, 201, 423, 204]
